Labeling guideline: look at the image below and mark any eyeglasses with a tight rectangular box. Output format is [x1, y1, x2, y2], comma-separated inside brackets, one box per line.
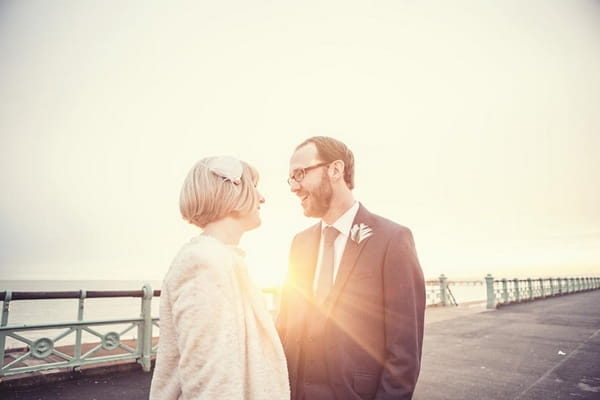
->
[287, 162, 330, 185]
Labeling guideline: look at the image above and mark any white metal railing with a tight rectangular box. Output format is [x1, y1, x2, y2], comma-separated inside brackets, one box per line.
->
[0, 284, 157, 377]
[485, 275, 600, 309]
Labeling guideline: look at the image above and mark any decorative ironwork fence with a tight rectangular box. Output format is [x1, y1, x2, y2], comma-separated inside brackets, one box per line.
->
[0, 284, 158, 377]
[1, 285, 281, 378]
[5, 275, 596, 378]
[485, 275, 600, 309]
[425, 275, 484, 307]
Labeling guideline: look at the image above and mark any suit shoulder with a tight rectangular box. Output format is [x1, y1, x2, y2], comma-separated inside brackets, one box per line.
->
[370, 213, 413, 237]
[293, 222, 320, 241]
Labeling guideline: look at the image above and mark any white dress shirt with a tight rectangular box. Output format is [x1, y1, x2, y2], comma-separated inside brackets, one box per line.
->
[313, 201, 360, 292]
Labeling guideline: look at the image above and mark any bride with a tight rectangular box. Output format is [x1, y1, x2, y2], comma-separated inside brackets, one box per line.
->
[149, 156, 289, 400]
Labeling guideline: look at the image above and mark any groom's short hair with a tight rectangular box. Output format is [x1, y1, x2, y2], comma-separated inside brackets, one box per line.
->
[296, 136, 355, 190]
[179, 157, 260, 228]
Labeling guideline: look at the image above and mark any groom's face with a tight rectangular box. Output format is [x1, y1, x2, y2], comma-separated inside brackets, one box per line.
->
[289, 143, 333, 218]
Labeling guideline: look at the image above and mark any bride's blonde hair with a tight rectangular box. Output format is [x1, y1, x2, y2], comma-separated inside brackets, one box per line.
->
[179, 157, 259, 228]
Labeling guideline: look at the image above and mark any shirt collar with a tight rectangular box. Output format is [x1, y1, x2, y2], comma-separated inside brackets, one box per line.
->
[321, 201, 360, 238]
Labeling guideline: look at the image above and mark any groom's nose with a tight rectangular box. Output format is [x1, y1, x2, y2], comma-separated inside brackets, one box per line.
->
[289, 179, 301, 193]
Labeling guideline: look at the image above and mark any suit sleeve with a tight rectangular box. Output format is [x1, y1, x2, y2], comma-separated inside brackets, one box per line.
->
[376, 228, 426, 400]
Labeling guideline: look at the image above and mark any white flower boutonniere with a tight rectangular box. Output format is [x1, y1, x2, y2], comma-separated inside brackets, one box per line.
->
[350, 223, 373, 244]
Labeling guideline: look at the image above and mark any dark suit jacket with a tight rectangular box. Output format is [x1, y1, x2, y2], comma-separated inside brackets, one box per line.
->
[277, 204, 426, 400]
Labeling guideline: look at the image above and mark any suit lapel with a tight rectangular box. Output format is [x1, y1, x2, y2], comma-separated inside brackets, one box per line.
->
[325, 204, 375, 312]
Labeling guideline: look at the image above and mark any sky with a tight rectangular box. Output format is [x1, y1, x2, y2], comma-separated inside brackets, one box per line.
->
[1, 1, 599, 286]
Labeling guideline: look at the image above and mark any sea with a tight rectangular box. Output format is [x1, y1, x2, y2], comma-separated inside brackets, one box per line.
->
[0, 280, 486, 350]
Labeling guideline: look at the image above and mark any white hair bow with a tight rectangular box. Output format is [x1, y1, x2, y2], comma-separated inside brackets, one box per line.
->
[206, 156, 243, 185]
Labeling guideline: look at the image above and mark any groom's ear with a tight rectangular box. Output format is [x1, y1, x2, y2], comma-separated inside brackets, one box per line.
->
[329, 160, 345, 180]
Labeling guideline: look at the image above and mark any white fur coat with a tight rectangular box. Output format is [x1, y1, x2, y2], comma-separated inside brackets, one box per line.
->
[149, 235, 290, 400]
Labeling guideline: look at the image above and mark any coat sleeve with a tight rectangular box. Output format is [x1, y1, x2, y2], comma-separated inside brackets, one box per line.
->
[169, 261, 244, 398]
[376, 228, 426, 400]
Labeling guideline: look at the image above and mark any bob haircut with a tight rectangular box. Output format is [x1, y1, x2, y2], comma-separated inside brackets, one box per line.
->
[179, 157, 260, 228]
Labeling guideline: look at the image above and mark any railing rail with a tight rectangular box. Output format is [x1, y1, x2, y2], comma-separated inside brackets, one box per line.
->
[0, 279, 457, 378]
[485, 275, 600, 309]
[425, 274, 476, 307]
[0, 284, 159, 377]
[3, 274, 598, 378]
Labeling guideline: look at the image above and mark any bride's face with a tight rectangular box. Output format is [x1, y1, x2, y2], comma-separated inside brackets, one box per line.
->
[238, 186, 265, 232]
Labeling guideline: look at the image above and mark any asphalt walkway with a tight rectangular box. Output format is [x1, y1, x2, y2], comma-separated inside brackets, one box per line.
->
[1, 290, 599, 400]
[415, 290, 600, 400]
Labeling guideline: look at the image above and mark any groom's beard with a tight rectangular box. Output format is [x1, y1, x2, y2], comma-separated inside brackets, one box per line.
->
[304, 176, 333, 218]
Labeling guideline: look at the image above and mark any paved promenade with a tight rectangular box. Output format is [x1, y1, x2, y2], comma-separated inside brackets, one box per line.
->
[2, 290, 599, 399]
[415, 290, 600, 400]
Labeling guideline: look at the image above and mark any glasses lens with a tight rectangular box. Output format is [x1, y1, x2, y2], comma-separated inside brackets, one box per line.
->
[294, 169, 305, 182]
[287, 169, 302, 185]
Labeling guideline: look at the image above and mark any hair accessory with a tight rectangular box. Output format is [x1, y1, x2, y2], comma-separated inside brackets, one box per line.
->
[206, 156, 243, 185]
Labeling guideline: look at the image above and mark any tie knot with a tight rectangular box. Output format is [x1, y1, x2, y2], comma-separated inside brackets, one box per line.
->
[323, 226, 340, 246]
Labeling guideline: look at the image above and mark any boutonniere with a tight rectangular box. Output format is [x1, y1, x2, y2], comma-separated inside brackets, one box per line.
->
[350, 223, 373, 244]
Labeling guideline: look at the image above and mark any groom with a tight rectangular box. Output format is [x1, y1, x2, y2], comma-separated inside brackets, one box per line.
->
[277, 136, 426, 400]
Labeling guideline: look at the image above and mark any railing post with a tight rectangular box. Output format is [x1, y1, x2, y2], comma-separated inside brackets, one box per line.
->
[501, 278, 508, 304]
[0, 290, 12, 376]
[577, 277, 582, 292]
[569, 278, 574, 293]
[140, 284, 153, 372]
[527, 278, 533, 300]
[539, 278, 545, 298]
[514, 278, 520, 303]
[439, 274, 448, 306]
[485, 274, 495, 309]
[548, 277, 554, 296]
[75, 290, 86, 364]
[557, 277, 562, 295]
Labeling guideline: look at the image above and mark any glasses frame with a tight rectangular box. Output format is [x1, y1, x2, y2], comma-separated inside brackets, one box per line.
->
[287, 162, 331, 185]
